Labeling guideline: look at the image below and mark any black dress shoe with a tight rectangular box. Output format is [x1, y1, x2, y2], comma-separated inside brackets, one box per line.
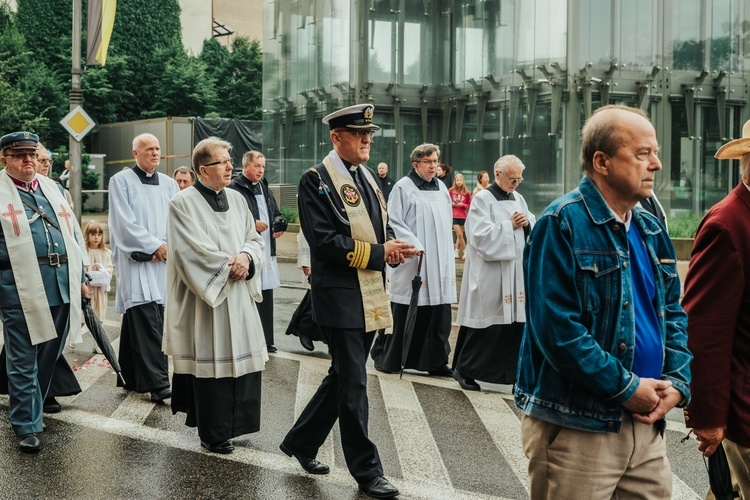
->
[43, 397, 62, 414]
[452, 369, 481, 391]
[201, 440, 234, 454]
[298, 335, 314, 351]
[279, 443, 329, 474]
[19, 434, 41, 453]
[374, 363, 399, 374]
[359, 476, 399, 498]
[150, 387, 172, 402]
[428, 364, 454, 377]
[267, 345, 278, 353]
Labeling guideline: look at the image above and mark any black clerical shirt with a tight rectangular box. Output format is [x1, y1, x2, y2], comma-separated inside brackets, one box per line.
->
[132, 165, 160, 185]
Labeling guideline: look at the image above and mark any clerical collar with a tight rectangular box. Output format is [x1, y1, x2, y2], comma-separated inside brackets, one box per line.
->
[132, 165, 160, 185]
[195, 179, 229, 212]
[408, 169, 440, 191]
[8, 174, 39, 193]
[342, 160, 357, 172]
[486, 182, 515, 201]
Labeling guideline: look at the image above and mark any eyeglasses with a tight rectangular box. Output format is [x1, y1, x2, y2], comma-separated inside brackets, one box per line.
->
[203, 158, 233, 168]
[499, 171, 524, 185]
[417, 159, 439, 165]
[5, 152, 38, 160]
[38, 158, 51, 164]
[339, 129, 375, 139]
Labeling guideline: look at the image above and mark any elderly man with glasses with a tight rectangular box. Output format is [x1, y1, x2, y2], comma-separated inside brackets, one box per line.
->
[280, 104, 415, 499]
[371, 143, 457, 379]
[0, 131, 88, 453]
[452, 154, 535, 392]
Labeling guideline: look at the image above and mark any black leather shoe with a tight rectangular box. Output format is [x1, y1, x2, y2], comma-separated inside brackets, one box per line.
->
[359, 476, 399, 498]
[43, 397, 62, 414]
[428, 364, 454, 377]
[19, 434, 41, 453]
[452, 370, 481, 391]
[299, 335, 314, 351]
[150, 387, 172, 402]
[267, 345, 278, 353]
[201, 440, 234, 454]
[374, 363, 399, 374]
[279, 443, 329, 474]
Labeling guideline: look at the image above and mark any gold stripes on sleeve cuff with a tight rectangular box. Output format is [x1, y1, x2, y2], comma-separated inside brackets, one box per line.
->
[347, 240, 371, 269]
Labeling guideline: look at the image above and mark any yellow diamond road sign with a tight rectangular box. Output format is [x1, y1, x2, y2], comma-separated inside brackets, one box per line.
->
[60, 105, 95, 142]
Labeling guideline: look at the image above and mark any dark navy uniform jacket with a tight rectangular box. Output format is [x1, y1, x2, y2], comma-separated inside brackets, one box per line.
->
[297, 160, 394, 330]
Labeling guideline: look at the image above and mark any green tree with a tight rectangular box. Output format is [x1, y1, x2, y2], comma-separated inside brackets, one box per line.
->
[105, 0, 182, 120]
[145, 40, 216, 118]
[0, 16, 66, 144]
[15, 0, 72, 78]
[81, 54, 136, 124]
[214, 36, 263, 120]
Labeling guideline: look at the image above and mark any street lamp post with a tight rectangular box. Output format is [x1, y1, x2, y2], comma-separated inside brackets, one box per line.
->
[70, 0, 83, 220]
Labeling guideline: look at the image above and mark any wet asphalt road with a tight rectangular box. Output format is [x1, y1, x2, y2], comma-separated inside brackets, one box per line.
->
[0, 256, 711, 499]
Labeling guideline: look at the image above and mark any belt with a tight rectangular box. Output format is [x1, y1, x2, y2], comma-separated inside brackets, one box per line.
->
[0, 254, 68, 270]
[38, 254, 68, 267]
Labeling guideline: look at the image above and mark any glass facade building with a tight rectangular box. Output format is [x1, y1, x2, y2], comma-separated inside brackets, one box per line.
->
[262, 0, 749, 216]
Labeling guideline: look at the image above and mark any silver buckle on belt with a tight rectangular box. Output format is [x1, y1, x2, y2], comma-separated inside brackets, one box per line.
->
[48, 253, 61, 267]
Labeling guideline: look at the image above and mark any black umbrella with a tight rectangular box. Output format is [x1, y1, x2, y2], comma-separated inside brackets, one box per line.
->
[706, 442, 736, 500]
[400, 252, 424, 378]
[82, 296, 126, 386]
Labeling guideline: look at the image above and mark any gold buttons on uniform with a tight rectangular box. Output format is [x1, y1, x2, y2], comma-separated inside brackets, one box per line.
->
[619, 343, 626, 351]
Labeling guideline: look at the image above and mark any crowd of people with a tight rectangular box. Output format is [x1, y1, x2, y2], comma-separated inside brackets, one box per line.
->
[1, 99, 749, 499]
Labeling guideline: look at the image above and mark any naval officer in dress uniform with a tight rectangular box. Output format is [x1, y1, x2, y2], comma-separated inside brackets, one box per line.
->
[0, 131, 88, 453]
[279, 104, 416, 499]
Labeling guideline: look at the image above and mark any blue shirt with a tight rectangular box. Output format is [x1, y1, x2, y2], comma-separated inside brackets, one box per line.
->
[628, 221, 663, 379]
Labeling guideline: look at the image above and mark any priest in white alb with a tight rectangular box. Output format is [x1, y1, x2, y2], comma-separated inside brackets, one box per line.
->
[163, 137, 268, 455]
[371, 143, 457, 376]
[453, 155, 535, 391]
[108, 133, 179, 403]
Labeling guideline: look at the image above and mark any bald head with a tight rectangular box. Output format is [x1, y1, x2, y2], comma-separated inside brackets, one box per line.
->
[580, 105, 650, 173]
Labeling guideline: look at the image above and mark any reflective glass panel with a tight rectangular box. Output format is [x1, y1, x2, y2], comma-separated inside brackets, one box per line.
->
[672, 0, 703, 70]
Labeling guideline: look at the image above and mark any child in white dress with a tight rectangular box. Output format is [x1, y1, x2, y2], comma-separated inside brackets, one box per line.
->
[84, 221, 113, 324]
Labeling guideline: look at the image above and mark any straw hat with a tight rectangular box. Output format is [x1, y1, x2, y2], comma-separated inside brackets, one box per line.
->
[715, 119, 750, 159]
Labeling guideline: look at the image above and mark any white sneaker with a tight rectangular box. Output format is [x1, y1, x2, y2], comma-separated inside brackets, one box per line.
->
[454, 249, 459, 259]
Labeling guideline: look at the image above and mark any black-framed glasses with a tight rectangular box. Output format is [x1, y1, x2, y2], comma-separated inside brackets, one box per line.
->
[5, 152, 38, 160]
[499, 171, 524, 185]
[339, 129, 375, 139]
[203, 158, 233, 168]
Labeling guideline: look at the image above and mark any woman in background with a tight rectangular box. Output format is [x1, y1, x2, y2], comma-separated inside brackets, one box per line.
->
[449, 173, 471, 259]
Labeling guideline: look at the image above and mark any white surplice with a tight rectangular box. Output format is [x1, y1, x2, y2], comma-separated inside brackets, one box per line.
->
[163, 187, 268, 379]
[108, 169, 179, 313]
[255, 193, 280, 290]
[456, 187, 536, 329]
[387, 176, 456, 306]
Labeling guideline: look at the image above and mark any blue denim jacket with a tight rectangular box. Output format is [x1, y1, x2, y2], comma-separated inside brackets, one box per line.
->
[514, 176, 691, 433]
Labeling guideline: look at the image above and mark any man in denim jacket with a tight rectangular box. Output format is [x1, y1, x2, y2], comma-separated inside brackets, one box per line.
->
[515, 105, 692, 498]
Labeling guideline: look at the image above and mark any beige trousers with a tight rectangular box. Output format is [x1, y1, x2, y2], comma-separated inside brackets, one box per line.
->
[521, 413, 672, 499]
[706, 438, 750, 500]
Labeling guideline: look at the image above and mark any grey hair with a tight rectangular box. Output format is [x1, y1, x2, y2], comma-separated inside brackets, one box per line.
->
[192, 136, 233, 170]
[741, 154, 750, 183]
[409, 143, 440, 163]
[172, 165, 196, 181]
[494, 154, 526, 174]
[132, 133, 159, 151]
[242, 150, 264, 165]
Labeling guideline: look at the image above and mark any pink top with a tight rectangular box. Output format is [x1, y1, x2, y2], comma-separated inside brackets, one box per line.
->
[449, 189, 471, 219]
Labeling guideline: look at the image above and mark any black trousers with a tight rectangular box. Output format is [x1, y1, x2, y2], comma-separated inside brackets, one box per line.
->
[282, 327, 384, 483]
[256, 289, 274, 346]
[117, 302, 169, 393]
